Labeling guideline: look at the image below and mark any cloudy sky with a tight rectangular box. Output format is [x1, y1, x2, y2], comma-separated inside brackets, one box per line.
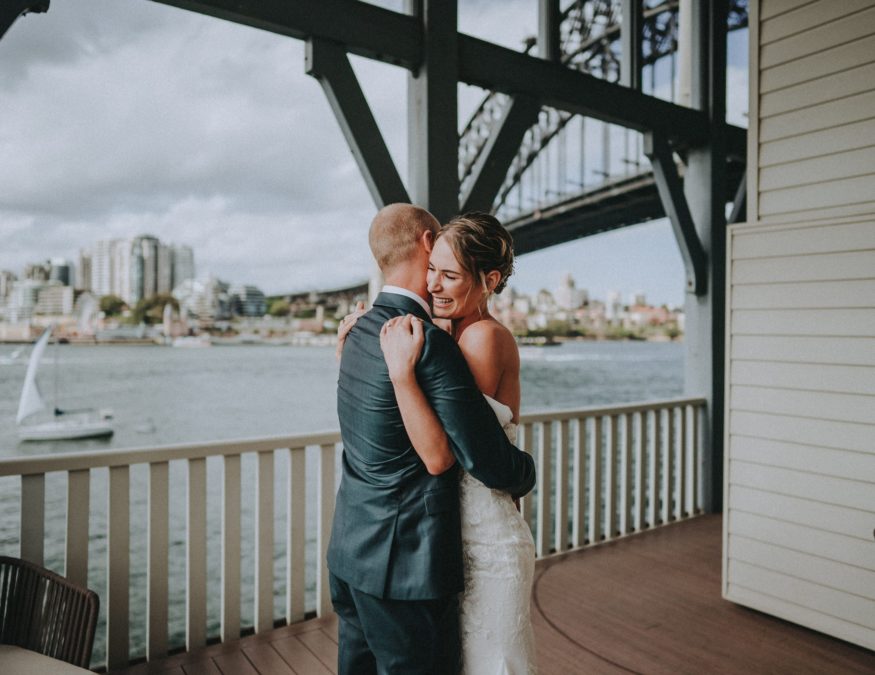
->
[0, 0, 746, 307]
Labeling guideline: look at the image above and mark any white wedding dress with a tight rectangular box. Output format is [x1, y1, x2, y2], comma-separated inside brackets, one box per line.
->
[459, 395, 537, 674]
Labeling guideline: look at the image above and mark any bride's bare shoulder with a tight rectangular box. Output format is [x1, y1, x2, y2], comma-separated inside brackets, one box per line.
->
[457, 319, 518, 361]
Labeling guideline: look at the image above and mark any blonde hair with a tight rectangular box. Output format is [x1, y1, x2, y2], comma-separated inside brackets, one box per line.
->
[438, 212, 514, 295]
[369, 203, 440, 272]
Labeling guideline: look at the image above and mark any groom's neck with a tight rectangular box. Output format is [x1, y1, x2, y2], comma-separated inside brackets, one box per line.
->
[384, 263, 430, 304]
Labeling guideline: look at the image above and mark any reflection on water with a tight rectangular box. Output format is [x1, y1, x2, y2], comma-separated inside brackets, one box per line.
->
[0, 340, 682, 664]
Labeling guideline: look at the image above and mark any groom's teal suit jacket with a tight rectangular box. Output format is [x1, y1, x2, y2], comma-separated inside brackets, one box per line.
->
[328, 292, 536, 601]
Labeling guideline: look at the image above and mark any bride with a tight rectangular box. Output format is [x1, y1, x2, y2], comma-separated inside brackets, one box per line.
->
[346, 212, 537, 673]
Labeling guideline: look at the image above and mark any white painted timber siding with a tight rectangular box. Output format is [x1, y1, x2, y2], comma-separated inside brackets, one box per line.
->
[751, 0, 875, 225]
[725, 1, 875, 650]
[724, 214, 875, 651]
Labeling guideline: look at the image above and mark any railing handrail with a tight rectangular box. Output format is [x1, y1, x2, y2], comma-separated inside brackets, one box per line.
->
[518, 396, 705, 424]
[0, 430, 342, 477]
[0, 397, 706, 477]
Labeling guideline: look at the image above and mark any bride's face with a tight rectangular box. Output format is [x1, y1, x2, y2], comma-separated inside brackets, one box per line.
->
[427, 236, 478, 319]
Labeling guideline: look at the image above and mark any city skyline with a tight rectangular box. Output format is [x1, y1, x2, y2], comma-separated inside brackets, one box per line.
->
[0, 1, 746, 309]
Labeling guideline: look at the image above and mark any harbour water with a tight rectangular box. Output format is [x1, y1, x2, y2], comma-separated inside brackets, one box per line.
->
[0, 340, 682, 663]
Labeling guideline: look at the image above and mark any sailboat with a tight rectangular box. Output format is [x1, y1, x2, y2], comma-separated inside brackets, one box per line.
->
[17, 326, 114, 441]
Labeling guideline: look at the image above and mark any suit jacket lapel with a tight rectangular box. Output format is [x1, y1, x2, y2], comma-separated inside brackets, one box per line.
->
[373, 292, 432, 323]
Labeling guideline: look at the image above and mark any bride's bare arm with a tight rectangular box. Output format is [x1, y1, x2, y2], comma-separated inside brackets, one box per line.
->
[457, 321, 520, 422]
[380, 315, 456, 476]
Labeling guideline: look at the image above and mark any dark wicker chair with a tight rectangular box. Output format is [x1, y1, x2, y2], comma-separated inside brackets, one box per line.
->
[0, 556, 99, 668]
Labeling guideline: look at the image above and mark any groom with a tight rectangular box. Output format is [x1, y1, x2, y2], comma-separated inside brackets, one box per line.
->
[328, 203, 536, 674]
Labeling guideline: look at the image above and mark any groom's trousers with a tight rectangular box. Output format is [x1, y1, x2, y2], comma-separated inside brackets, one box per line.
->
[330, 573, 461, 675]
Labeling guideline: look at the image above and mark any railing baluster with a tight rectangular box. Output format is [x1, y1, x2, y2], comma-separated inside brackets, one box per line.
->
[605, 416, 617, 540]
[66, 469, 89, 587]
[286, 447, 306, 624]
[571, 417, 586, 548]
[20, 473, 45, 565]
[634, 411, 645, 532]
[691, 404, 700, 514]
[536, 422, 553, 556]
[316, 443, 336, 617]
[107, 465, 130, 670]
[661, 408, 673, 524]
[648, 409, 660, 527]
[221, 454, 241, 643]
[519, 423, 534, 528]
[676, 406, 687, 519]
[187, 458, 207, 649]
[254, 450, 275, 633]
[588, 417, 602, 543]
[554, 420, 570, 553]
[620, 414, 633, 535]
[147, 461, 169, 659]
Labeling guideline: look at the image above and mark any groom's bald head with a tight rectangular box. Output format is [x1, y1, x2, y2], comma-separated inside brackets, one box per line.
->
[369, 203, 440, 273]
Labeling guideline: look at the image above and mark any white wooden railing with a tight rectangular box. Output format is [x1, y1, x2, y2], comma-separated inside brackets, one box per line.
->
[0, 396, 704, 671]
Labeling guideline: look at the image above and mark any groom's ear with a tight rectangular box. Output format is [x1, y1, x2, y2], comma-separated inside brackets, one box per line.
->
[421, 229, 435, 253]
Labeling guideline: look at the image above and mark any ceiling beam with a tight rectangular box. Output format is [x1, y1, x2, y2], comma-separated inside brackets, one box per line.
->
[149, 0, 422, 69]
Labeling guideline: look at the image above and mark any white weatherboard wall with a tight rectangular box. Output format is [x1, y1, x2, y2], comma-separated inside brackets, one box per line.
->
[723, 0, 875, 651]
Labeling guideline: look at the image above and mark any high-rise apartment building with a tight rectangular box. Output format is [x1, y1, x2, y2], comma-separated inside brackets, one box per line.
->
[172, 245, 195, 290]
[157, 243, 173, 294]
[77, 250, 92, 292]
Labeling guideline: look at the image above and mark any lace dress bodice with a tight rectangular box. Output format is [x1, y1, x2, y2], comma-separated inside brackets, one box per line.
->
[458, 395, 537, 674]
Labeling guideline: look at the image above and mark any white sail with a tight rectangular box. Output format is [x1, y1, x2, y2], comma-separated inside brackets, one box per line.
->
[16, 327, 51, 424]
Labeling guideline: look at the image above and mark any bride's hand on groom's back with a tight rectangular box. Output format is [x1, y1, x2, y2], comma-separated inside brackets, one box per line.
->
[380, 314, 425, 383]
[335, 301, 366, 360]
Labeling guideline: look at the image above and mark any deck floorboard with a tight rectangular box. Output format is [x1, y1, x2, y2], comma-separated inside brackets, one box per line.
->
[110, 515, 875, 674]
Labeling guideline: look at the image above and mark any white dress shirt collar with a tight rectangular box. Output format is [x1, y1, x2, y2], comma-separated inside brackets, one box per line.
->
[381, 285, 432, 317]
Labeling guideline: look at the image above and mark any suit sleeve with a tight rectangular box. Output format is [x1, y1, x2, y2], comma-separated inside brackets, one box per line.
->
[415, 326, 536, 499]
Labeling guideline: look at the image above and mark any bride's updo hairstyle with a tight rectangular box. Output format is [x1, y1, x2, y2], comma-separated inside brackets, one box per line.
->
[438, 211, 515, 296]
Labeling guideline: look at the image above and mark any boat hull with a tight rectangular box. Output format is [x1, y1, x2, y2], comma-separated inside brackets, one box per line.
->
[18, 420, 114, 441]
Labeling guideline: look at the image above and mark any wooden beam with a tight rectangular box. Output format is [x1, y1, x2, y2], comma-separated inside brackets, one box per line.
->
[0, 0, 48, 41]
[538, 0, 561, 62]
[643, 133, 707, 295]
[457, 34, 710, 145]
[406, 0, 459, 222]
[460, 95, 541, 214]
[150, 0, 422, 69]
[621, 0, 643, 89]
[305, 38, 409, 207]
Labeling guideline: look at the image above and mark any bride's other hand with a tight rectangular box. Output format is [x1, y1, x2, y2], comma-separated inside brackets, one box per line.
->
[380, 314, 424, 382]
[335, 301, 366, 360]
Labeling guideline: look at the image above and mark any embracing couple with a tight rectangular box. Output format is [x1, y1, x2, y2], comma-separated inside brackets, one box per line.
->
[329, 203, 538, 674]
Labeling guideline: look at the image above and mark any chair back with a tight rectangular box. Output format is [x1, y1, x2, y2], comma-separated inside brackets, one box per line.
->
[0, 556, 99, 668]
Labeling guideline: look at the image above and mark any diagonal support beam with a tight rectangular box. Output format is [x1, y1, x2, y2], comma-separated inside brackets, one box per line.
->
[0, 0, 48, 41]
[728, 167, 747, 224]
[460, 95, 541, 214]
[305, 38, 409, 208]
[644, 133, 707, 295]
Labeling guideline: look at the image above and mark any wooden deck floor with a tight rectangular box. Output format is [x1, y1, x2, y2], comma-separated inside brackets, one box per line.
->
[112, 515, 874, 674]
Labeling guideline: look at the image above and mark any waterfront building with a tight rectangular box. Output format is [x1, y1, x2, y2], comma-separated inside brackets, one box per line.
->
[229, 284, 267, 317]
[157, 243, 173, 294]
[112, 239, 133, 304]
[23, 260, 51, 282]
[173, 276, 232, 322]
[91, 239, 115, 297]
[605, 289, 623, 321]
[6, 278, 43, 322]
[171, 244, 195, 288]
[33, 282, 74, 317]
[77, 250, 92, 292]
[554, 273, 587, 310]
[0, 269, 16, 302]
[49, 257, 72, 286]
